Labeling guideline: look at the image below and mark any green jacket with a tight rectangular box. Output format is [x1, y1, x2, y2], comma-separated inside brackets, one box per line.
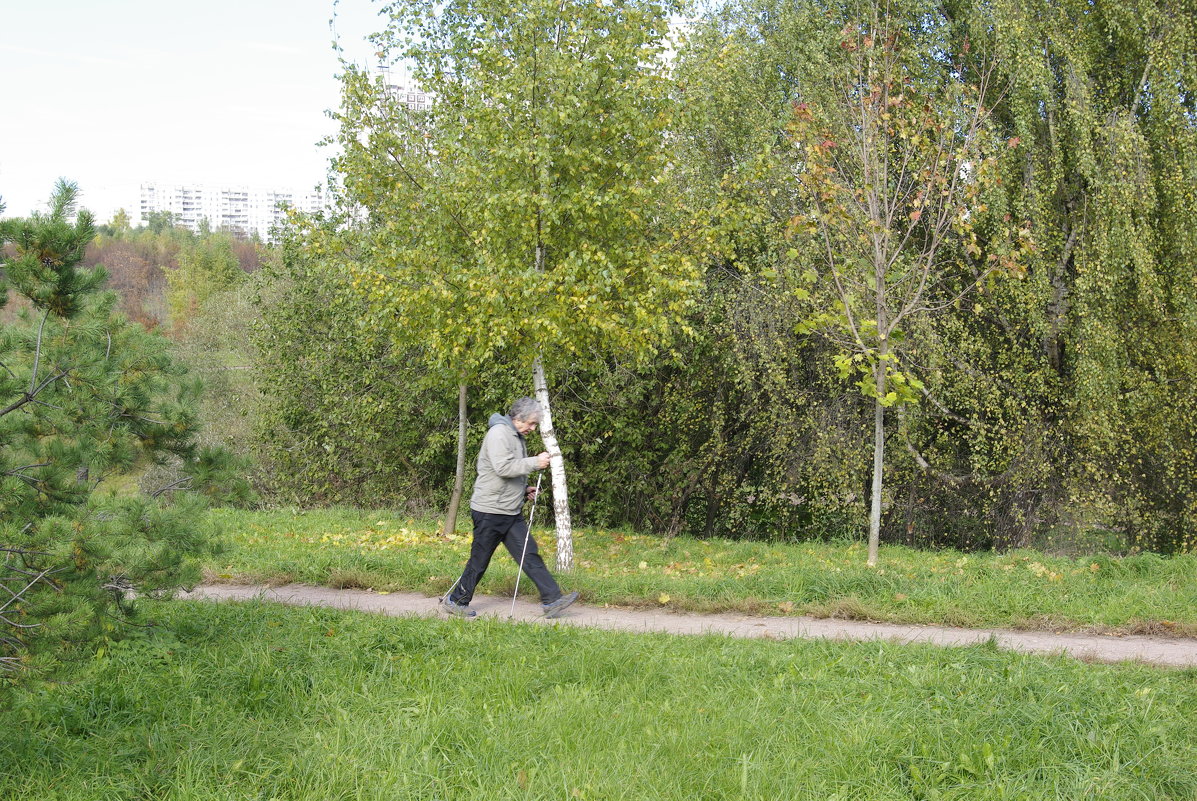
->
[470, 414, 541, 515]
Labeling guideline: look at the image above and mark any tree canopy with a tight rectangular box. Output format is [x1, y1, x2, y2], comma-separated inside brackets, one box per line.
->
[249, 0, 1197, 556]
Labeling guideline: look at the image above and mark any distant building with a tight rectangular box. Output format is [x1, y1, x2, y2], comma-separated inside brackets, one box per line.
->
[138, 182, 326, 239]
[377, 64, 431, 111]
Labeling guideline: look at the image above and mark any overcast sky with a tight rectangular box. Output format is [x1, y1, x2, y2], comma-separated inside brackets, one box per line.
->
[0, 0, 386, 222]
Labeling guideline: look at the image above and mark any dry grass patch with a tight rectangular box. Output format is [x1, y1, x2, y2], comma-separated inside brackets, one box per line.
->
[806, 596, 887, 622]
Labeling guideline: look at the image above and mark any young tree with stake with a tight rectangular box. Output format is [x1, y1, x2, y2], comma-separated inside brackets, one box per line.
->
[788, 12, 1029, 566]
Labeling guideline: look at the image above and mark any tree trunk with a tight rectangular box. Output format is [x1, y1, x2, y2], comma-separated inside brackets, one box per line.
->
[867, 360, 886, 567]
[533, 357, 574, 571]
[442, 381, 468, 537]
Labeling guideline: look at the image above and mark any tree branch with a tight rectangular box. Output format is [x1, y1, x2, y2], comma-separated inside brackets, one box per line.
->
[29, 309, 50, 395]
[0, 368, 69, 418]
[898, 408, 1008, 487]
[151, 476, 194, 499]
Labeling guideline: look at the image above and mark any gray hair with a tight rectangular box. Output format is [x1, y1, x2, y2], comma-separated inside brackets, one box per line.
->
[510, 397, 542, 423]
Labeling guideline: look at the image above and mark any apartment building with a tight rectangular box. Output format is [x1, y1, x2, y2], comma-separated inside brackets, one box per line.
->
[377, 64, 431, 111]
[138, 182, 326, 239]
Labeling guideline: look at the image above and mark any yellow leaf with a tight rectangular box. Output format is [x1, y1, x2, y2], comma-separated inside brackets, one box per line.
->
[658, 593, 671, 604]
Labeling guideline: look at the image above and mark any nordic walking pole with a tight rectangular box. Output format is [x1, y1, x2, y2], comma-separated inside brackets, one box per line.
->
[509, 472, 543, 618]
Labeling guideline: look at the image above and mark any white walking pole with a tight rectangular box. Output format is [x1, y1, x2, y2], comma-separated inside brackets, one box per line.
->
[509, 472, 543, 617]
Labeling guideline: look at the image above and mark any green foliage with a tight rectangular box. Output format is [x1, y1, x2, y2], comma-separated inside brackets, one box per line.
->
[546, 272, 868, 541]
[80, 222, 263, 333]
[96, 208, 132, 237]
[140, 0, 1197, 557]
[298, 0, 711, 562]
[2, 182, 104, 318]
[334, 0, 702, 380]
[250, 212, 519, 509]
[142, 209, 181, 234]
[161, 282, 263, 491]
[899, 0, 1197, 551]
[165, 233, 245, 333]
[782, 9, 1029, 562]
[653, 0, 1197, 552]
[0, 182, 252, 679]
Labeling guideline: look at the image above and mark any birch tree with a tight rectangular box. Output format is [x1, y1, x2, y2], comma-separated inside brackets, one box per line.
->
[334, 0, 700, 569]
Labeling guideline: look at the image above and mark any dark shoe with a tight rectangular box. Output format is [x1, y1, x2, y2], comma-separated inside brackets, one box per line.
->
[440, 595, 477, 618]
[542, 590, 579, 618]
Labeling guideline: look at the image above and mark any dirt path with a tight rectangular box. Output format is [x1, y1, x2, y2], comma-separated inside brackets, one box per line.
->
[187, 583, 1197, 669]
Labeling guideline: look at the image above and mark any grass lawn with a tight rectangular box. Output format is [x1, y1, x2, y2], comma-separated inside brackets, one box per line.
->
[3, 599, 1195, 801]
[203, 508, 1197, 635]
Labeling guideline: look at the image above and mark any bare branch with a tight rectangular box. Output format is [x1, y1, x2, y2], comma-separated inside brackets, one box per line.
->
[0, 545, 48, 556]
[151, 476, 194, 499]
[917, 384, 972, 425]
[0, 566, 62, 616]
[29, 309, 50, 395]
[898, 408, 1008, 487]
[909, 266, 997, 316]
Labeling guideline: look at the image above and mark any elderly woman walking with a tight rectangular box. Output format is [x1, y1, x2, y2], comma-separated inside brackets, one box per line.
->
[441, 397, 579, 618]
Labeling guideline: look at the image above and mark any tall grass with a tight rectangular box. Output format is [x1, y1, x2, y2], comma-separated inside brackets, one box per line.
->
[205, 508, 1197, 634]
[4, 599, 1195, 800]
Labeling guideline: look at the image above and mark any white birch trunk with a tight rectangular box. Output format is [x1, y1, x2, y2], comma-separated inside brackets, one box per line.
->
[532, 357, 574, 571]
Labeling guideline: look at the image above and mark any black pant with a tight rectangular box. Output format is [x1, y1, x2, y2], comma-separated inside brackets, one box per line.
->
[448, 510, 562, 605]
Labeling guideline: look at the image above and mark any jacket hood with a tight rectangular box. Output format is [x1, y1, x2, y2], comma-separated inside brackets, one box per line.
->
[488, 413, 516, 431]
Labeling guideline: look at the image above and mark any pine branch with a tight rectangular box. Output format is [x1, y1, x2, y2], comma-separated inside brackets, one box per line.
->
[151, 476, 194, 498]
[29, 309, 50, 395]
[0, 565, 63, 616]
[0, 368, 69, 418]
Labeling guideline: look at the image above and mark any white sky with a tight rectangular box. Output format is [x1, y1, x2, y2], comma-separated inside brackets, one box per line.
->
[0, 0, 387, 223]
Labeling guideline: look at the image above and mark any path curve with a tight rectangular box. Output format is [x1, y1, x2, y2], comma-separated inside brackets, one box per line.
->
[186, 583, 1197, 669]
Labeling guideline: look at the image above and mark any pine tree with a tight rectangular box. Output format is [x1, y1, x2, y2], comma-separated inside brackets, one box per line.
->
[0, 181, 251, 679]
